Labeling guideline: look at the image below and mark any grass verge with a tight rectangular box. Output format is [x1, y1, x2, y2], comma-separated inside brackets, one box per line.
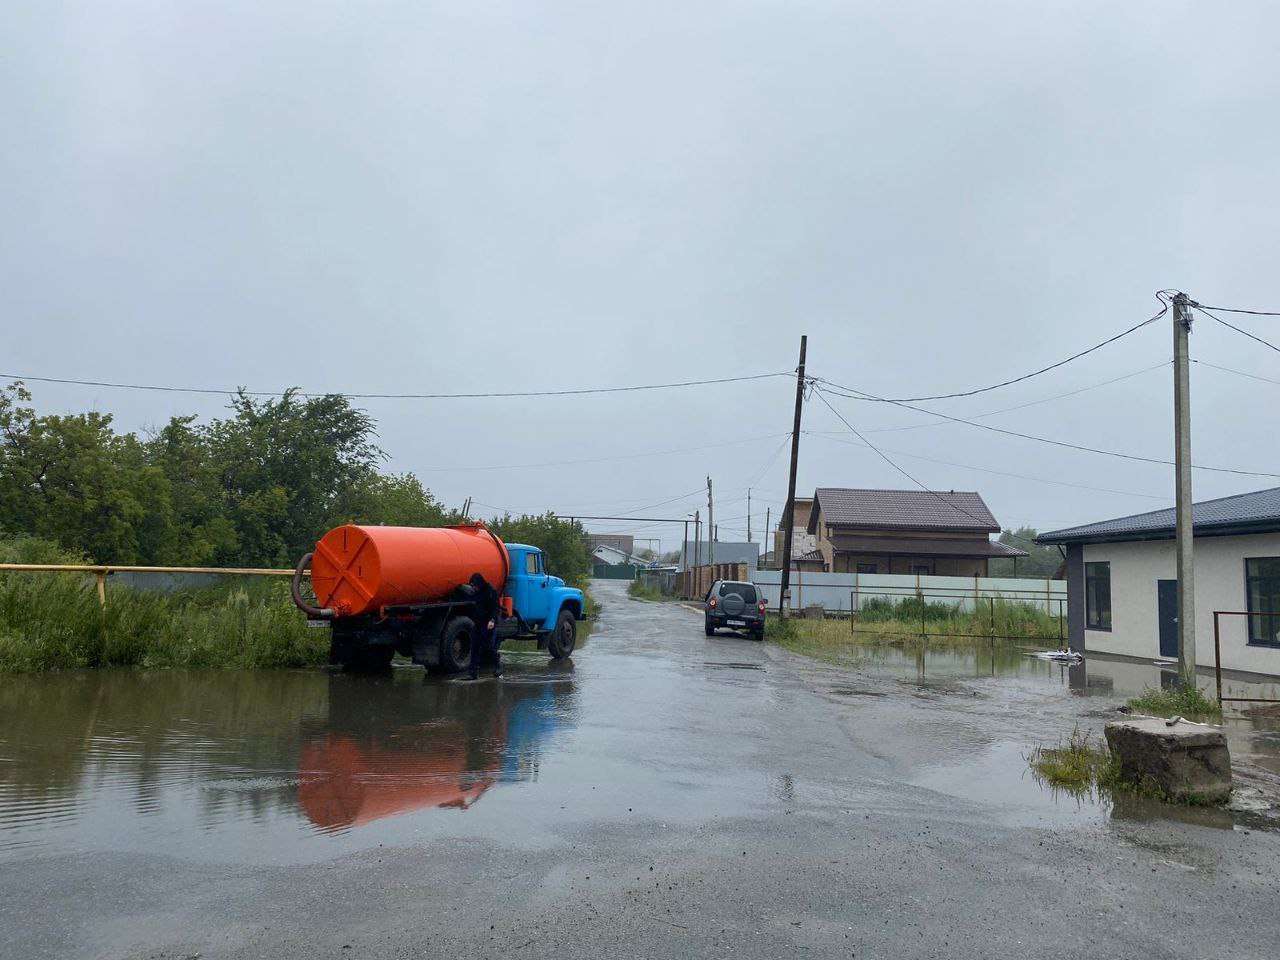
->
[626, 579, 664, 601]
[1126, 684, 1222, 723]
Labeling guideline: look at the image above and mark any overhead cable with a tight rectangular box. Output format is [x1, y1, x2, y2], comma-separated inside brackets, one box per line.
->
[811, 384, 1280, 479]
[809, 292, 1173, 404]
[0, 370, 791, 400]
[1193, 305, 1280, 355]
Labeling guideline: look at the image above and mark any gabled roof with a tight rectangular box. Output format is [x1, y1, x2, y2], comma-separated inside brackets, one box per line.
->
[807, 488, 1000, 534]
[1037, 486, 1280, 545]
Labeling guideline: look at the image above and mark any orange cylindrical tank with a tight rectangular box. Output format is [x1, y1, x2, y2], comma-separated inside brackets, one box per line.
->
[310, 523, 509, 617]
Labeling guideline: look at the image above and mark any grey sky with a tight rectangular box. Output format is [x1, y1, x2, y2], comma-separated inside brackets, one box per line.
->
[4, 1, 1279, 551]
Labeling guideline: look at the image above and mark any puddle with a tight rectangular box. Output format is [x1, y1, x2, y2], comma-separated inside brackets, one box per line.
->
[0, 664, 583, 861]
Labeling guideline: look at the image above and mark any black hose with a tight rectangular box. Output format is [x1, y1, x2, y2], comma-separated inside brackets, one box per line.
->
[291, 552, 335, 619]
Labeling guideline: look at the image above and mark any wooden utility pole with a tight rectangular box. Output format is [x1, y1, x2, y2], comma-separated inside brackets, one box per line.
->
[1173, 293, 1196, 685]
[779, 335, 808, 617]
[706, 476, 715, 567]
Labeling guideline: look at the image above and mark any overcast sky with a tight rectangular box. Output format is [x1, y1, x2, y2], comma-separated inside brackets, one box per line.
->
[4, 1, 1279, 551]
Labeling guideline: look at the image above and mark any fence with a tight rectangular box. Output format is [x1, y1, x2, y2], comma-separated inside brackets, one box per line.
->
[672, 563, 749, 600]
[0, 563, 300, 607]
[751, 569, 1065, 615]
[1212, 610, 1280, 708]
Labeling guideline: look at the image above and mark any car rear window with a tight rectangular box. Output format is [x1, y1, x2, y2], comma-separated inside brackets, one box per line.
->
[719, 583, 757, 603]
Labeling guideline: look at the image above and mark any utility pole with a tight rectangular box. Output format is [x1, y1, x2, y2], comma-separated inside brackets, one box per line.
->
[693, 510, 701, 596]
[706, 476, 715, 567]
[779, 335, 808, 617]
[747, 489, 752, 543]
[765, 507, 772, 567]
[1173, 293, 1196, 686]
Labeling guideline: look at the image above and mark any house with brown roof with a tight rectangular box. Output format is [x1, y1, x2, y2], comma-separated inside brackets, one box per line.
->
[806, 487, 1026, 577]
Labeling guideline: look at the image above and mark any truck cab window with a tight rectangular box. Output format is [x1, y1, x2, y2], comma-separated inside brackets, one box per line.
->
[526, 553, 540, 575]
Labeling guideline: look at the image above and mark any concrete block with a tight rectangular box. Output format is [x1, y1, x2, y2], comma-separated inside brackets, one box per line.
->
[1104, 716, 1232, 803]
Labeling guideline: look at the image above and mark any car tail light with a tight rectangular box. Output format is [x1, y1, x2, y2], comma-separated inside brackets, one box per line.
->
[709, 597, 717, 608]
[757, 600, 767, 613]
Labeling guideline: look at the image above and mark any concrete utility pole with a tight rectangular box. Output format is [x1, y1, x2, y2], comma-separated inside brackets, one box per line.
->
[765, 507, 772, 566]
[1173, 293, 1196, 685]
[693, 511, 701, 595]
[779, 335, 808, 617]
[747, 489, 752, 543]
[706, 476, 715, 567]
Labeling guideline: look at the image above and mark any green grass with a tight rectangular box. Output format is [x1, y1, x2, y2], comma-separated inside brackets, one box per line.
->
[853, 596, 1063, 641]
[1126, 684, 1223, 723]
[626, 579, 664, 601]
[1027, 727, 1115, 797]
[0, 537, 324, 672]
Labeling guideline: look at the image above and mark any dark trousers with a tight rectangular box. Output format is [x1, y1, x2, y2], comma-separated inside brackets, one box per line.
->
[469, 623, 500, 678]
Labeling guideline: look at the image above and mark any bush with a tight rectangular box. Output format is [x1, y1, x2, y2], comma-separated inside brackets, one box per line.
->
[1127, 685, 1222, 723]
[0, 537, 325, 673]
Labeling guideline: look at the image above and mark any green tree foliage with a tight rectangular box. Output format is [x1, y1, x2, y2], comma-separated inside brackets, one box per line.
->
[988, 527, 1064, 578]
[0, 383, 459, 566]
[486, 512, 591, 587]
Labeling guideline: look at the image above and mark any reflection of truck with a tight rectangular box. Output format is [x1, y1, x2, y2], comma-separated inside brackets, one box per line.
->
[298, 669, 575, 830]
[292, 523, 585, 672]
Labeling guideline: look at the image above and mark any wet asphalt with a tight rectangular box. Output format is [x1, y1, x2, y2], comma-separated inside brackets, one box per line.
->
[3, 578, 1280, 959]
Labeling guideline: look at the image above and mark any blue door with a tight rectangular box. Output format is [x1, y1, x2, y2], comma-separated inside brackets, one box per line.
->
[508, 548, 552, 626]
[1157, 579, 1179, 658]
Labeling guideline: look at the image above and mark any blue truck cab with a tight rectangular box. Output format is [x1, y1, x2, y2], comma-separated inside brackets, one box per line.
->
[501, 543, 585, 659]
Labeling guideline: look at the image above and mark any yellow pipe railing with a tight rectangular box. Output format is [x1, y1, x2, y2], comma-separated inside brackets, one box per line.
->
[0, 563, 307, 608]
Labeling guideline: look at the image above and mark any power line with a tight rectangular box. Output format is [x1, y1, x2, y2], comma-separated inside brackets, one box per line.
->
[847, 361, 1170, 436]
[1193, 305, 1280, 355]
[0, 370, 791, 400]
[810, 292, 1173, 404]
[806, 431, 1171, 502]
[416, 431, 792, 473]
[1193, 303, 1280, 317]
[810, 389, 1014, 532]
[811, 383, 1280, 479]
[1192, 358, 1280, 387]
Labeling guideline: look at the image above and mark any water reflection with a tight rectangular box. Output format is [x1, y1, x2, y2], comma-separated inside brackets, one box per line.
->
[0, 663, 577, 857]
[299, 668, 576, 832]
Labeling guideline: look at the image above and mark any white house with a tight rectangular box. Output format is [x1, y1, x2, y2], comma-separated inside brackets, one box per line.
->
[1038, 487, 1280, 677]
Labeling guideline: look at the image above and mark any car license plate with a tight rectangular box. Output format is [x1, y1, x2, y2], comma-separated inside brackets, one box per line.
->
[727, 619, 746, 626]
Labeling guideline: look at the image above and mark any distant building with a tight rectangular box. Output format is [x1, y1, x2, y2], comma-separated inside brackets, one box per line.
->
[807, 487, 1024, 576]
[768, 497, 819, 569]
[1038, 487, 1280, 675]
[679, 540, 760, 572]
[586, 533, 634, 555]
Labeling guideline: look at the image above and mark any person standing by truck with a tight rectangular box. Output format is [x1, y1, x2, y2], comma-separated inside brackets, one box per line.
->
[462, 573, 503, 680]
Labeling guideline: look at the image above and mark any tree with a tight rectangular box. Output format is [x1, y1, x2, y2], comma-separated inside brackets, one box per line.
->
[0, 383, 172, 563]
[486, 513, 591, 586]
[988, 527, 1063, 579]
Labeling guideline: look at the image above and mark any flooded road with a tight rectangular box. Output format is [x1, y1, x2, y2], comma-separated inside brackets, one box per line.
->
[3, 580, 1280, 959]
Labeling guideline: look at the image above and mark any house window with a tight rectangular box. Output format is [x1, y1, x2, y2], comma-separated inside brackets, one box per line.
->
[1245, 557, 1280, 646]
[1085, 562, 1111, 630]
[857, 563, 877, 575]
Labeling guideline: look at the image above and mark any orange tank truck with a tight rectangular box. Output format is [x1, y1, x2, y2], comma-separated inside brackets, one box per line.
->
[292, 522, 586, 673]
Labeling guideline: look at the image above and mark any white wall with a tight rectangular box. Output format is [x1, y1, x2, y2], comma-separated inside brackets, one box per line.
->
[752, 569, 1065, 615]
[1083, 532, 1280, 675]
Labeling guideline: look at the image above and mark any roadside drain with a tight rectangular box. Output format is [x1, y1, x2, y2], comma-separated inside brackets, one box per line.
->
[703, 662, 764, 671]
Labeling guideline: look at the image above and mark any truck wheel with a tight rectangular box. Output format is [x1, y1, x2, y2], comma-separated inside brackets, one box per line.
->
[439, 616, 475, 674]
[548, 610, 576, 660]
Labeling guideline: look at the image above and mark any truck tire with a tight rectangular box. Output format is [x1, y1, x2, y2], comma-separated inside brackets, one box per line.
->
[439, 616, 475, 674]
[548, 609, 576, 660]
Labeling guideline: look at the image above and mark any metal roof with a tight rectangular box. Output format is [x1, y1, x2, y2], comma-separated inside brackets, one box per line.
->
[808, 488, 1000, 533]
[1037, 486, 1280, 545]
